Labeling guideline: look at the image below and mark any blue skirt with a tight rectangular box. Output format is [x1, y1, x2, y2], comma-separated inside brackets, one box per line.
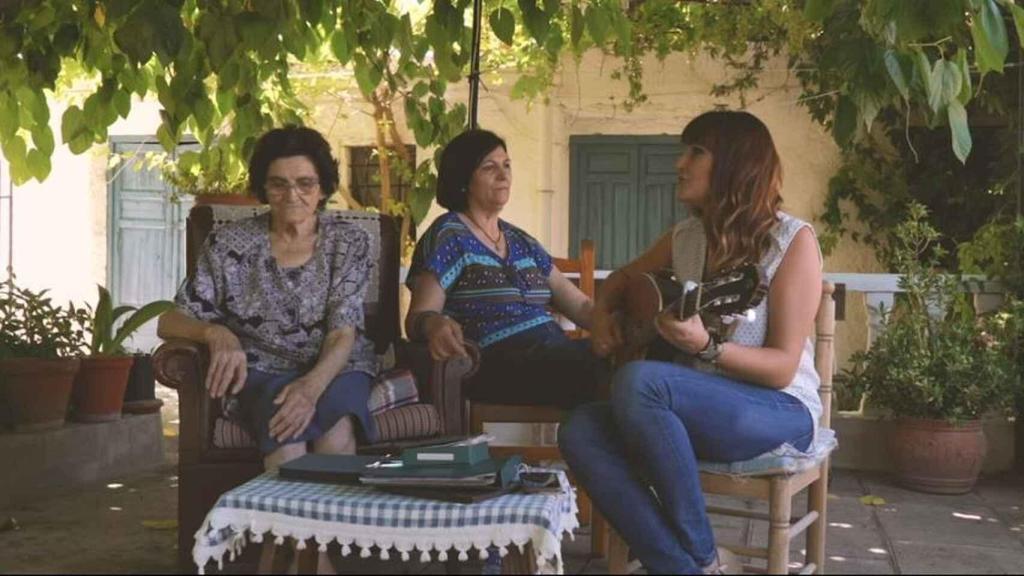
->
[238, 369, 378, 454]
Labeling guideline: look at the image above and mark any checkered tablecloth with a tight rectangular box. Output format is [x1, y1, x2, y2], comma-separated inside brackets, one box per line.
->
[193, 469, 578, 574]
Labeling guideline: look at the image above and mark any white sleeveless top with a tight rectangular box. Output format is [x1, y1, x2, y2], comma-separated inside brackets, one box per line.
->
[671, 212, 823, 437]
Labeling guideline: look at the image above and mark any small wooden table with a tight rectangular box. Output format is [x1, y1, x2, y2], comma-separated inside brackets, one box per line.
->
[192, 471, 578, 574]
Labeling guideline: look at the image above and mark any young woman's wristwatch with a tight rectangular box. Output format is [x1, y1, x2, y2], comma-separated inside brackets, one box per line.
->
[695, 332, 724, 363]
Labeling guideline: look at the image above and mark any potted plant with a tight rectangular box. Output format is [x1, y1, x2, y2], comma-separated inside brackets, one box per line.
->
[72, 286, 174, 422]
[154, 143, 259, 205]
[122, 351, 163, 414]
[0, 277, 87, 431]
[959, 215, 1024, 469]
[846, 204, 1019, 494]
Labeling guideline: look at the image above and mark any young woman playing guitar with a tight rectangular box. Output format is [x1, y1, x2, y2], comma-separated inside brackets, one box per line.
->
[558, 110, 824, 574]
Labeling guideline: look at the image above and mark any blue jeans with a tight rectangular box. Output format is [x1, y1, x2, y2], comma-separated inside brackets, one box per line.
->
[558, 361, 813, 574]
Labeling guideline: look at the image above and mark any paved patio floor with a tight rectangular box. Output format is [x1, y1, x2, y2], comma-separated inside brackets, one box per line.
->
[2, 454, 1022, 574]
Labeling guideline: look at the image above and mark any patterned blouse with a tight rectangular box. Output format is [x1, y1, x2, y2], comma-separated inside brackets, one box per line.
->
[407, 211, 556, 348]
[174, 212, 378, 376]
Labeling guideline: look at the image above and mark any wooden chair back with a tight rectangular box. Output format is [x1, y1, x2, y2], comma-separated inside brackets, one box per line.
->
[550, 239, 596, 338]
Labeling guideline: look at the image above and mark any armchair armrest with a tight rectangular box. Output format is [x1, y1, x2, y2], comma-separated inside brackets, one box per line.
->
[396, 340, 481, 437]
[153, 339, 205, 391]
[152, 338, 215, 462]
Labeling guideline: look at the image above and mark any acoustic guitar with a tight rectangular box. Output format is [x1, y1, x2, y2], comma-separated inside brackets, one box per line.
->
[614, 263, 767, 364]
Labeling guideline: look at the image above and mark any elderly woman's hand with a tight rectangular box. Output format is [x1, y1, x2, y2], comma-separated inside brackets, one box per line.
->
[654, 309, 710, 355]
[423, 314, 468, 361]
[590, 308, 624, 358]
[269, 379, 320, 442]
[203, 325, 248, 398]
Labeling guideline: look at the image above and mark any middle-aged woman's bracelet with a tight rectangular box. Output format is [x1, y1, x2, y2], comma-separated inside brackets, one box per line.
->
[411, 311, 442, 342]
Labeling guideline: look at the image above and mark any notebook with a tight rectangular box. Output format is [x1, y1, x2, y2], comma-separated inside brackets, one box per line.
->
[278, 453, 522, 489]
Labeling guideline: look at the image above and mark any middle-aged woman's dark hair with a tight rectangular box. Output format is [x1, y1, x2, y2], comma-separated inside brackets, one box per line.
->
[249, 126, 339, 210]
[435, 129, 507, 212]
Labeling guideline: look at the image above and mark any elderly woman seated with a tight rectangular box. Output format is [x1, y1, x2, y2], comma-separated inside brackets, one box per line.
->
[405, 129, 608, 409]
[158, 126, 378, 474]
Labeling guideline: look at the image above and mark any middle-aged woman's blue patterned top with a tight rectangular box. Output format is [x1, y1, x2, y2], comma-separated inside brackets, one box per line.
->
[407, 211, 556, 347]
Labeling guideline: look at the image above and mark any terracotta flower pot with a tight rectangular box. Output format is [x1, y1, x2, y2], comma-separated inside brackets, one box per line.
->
[72, 356, 136, 422]
[890, 417, 987, 494]
[0, 358, 80, 432]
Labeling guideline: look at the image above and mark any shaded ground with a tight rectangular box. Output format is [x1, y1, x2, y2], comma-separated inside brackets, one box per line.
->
[2, 386, 1022, 574]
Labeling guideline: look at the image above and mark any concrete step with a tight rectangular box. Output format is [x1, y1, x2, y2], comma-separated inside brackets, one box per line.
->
[0, 413, 165, 505]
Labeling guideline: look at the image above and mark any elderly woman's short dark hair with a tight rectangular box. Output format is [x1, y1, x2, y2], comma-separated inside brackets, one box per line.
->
[249, 126, 339, 209]
[436, 129, 507, 212]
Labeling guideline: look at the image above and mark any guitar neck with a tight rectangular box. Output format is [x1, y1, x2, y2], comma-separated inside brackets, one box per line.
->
[671, 283, 702, 321]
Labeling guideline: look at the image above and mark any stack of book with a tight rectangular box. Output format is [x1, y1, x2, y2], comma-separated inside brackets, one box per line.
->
[279, 435, 523, 502]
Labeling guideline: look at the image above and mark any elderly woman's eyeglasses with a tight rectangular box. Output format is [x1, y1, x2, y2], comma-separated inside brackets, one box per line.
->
[266, 177, 320, 196]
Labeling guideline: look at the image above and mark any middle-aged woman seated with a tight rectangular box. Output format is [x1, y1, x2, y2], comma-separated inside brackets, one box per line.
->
[157, 126, 378, 474]
[405, 129, 607, 409]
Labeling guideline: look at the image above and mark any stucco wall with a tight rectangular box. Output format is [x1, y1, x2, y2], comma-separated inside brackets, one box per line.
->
[7, 98, 166, 308]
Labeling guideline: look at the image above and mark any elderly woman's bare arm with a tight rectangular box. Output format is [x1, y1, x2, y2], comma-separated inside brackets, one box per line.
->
[267, 326, 357, 442]
[157, 309, 247, 399]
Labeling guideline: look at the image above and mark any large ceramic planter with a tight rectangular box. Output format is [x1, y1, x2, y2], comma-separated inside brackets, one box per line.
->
[890, 417, 987, 494]
[0, 358, 80, 431]
[72, 356, 135, 422]
[122, 353, 163, 414]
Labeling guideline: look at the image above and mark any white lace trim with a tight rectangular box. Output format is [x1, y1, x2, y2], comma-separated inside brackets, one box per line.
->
[193, 491, 580, 574]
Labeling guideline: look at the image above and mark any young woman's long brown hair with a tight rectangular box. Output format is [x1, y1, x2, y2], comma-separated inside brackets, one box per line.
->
[681, 111, 783, 274]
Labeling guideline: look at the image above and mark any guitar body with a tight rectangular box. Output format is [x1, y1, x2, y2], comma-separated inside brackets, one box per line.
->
[615, 271, 683, 364]
[614, 264, 766, 365]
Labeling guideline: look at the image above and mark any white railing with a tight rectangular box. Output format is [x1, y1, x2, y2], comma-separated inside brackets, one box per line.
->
[821, 273, 1005, 347]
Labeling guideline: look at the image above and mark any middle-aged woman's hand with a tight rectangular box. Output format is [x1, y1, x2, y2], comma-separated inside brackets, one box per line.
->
[654, 309, 711, 355]
[203, 325, 248, 398]
[590, 308, 624, 358]
[269, 379, 320, 442]
[423, 314, 468, 361]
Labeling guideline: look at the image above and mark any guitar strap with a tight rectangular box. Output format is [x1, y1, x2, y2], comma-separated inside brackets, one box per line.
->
[669, 217, 732, 370]
[670, 217, 706, 292]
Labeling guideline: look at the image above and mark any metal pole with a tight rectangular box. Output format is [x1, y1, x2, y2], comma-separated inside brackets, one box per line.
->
[468, 0, 483, 129]
[1, 161, 11, 279]
[1017, 45, 1022, 218]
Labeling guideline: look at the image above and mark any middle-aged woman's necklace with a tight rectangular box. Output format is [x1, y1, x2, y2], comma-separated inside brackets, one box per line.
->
[465, 213, 503, 248]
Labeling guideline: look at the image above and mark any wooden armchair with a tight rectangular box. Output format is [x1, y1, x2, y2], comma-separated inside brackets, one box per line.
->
[153, 205, 477, 567]
[606, 282, 837, 574]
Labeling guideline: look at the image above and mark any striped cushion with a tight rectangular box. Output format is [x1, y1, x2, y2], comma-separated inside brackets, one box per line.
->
[373, 404, 441, 443]
[213, 416, 256, 449]
[366, 369, 419, 416]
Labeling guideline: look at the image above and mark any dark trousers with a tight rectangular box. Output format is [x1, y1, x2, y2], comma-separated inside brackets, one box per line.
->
[467, 322, 609, 409]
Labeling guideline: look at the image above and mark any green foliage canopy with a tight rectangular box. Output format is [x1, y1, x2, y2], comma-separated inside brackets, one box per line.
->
[1, 1, 1022, 228]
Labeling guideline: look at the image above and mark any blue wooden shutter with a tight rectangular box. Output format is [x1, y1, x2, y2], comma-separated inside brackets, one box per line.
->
[570, 136, 687, 269]
[108, 140, 190, 351]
